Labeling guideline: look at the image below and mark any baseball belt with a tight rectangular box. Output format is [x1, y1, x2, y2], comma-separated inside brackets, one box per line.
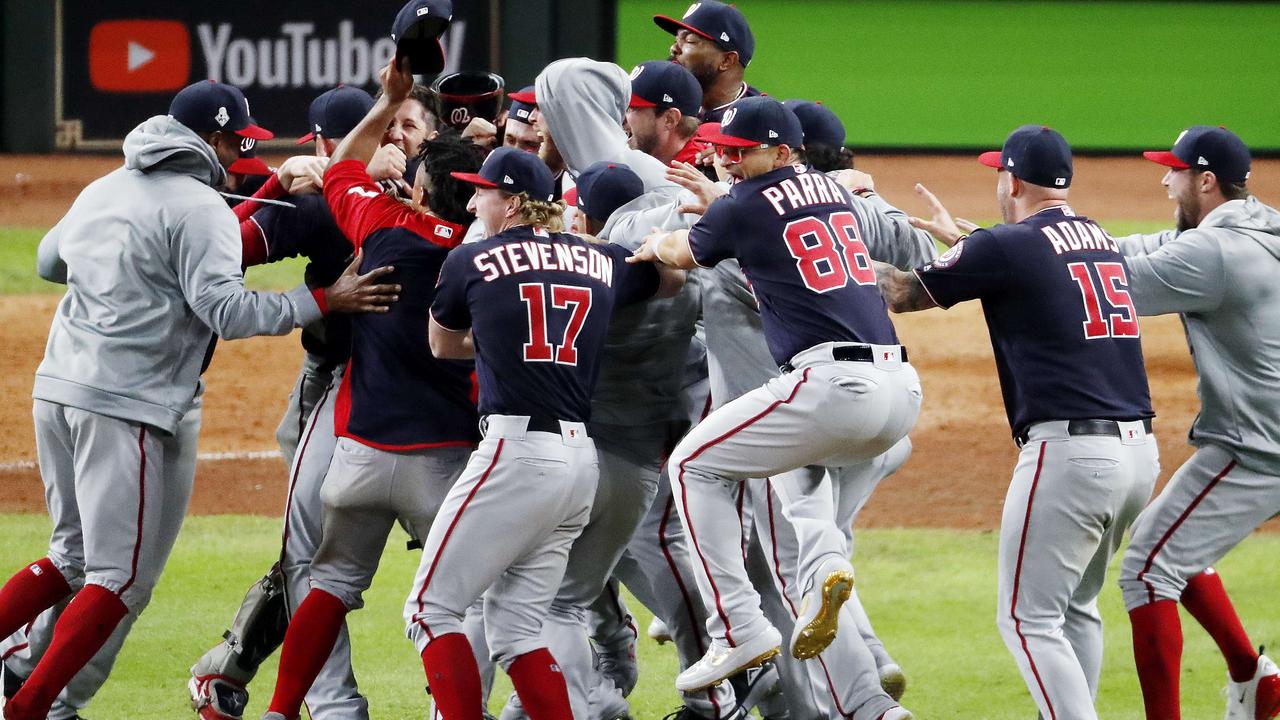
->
[1014, 418, 1154, 449]
[779, 344, 909, 374]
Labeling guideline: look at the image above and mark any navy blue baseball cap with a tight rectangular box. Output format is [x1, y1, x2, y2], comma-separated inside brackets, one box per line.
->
[296, 86, 375, 144]
[170, 81, 272, 140]
[451, 146, 555, 201]
[391, 0, 452, 74]
[575, 162, 644, 222]
[228, 123, 271, 176]
[782, 100, 845, 149]
[702, 96, 801, 149]
[508, 86, 537, 124]
[655, 1, 755, 68]
[1144, 125, 1251, 183]
[979, 124, 1072, 189]
[629, 61, 702, 117]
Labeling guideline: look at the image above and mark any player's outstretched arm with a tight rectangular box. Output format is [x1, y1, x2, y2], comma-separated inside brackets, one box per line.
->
[907, 184, 978, 247]
[428, 316, 475, 359]
[322, 250, 401, 314]
[629, 228, 698, 270]
[874, 260, 937, 313]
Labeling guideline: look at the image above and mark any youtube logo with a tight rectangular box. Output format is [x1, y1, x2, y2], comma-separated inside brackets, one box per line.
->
[90, 20, 190, 93]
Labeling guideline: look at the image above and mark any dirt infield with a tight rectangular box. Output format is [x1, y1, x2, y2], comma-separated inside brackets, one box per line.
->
[3, 152, 1277, 531]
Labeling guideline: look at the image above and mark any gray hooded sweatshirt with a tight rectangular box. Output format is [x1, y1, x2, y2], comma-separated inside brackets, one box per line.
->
[33, 115, 321, 434]
[536, 58, 703, 428]
[1118, 196, 1280, 474]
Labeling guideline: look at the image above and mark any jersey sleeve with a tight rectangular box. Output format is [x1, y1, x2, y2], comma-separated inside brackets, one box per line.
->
[603, 242, 661, 306]
[430, 247, 473, 332]
[1123, 228, 1226, 315]
[686, 196, 739, 268]
[323, 160, 464, 251]
[913, 229, 1010, 308]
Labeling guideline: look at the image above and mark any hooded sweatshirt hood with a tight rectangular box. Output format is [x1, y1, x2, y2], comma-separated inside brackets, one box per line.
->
[123, 114, 227, 188]
[1201, 196, 1280, 261]
[535, 58, 671, 190]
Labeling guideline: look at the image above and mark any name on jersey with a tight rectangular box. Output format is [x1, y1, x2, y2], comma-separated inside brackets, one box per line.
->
[760, 169, 846, 216]
[472, 240, 614, 286]
[1041, 220, 1119, 255]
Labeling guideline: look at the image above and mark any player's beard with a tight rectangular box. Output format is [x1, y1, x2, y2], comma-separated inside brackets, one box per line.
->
[1174, 188, 1201, 233]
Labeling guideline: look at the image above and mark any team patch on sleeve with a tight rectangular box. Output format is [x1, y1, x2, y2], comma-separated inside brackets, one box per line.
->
[930, 239, 965, 269]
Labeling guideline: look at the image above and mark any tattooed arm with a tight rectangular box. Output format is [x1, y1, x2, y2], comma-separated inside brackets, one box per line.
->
[874, 261, 938, 313]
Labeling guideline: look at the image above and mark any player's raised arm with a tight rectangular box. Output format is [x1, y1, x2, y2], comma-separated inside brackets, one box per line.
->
[330, 57, 415, 167]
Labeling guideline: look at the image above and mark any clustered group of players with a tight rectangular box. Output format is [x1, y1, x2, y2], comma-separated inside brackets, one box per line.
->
[4, 1, 1279, 720]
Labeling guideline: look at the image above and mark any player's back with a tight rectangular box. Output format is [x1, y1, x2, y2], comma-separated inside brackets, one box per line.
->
[434, 226, 659, 423]
[691, 164, 899, 366]
[919, 206, 1153, 436]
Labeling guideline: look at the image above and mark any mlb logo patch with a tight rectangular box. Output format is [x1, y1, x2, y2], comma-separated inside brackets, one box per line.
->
[434, 225, 454, 238]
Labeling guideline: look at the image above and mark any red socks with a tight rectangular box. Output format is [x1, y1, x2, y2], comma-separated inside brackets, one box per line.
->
[421, 632, 483, 720]
[1181, 568, 1260, 683]
[508, 648, 573, 720]
[1130, 599, 1183, 720]
[4, 584, 127, 720]
[267, 589, 349, 719]
[0, 558, 71, 640]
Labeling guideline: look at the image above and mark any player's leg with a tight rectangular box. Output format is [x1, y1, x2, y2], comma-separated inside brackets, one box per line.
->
[274, 353, 335, 468]
[6, 407, 169, 720]
[0, 403, 80, 644]
[407, 425, 596, 720]
[1119, 444, 1280, 720]
[669, 361, 920, 689]
[755, 475, 901, 720]
[541, 424, 663, 716]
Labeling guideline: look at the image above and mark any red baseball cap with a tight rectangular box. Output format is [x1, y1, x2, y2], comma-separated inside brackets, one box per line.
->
[507, 89, 537, 105]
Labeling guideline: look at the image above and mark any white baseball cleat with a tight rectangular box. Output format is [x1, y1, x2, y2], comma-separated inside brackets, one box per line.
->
[879, 662, 907, 701]
[790, 558, 855, 660]
[1225, 654, 1280, 720]
[675, 626, 781, 693]
[876, 707, 913, 720]
[648, 616, 673, 645]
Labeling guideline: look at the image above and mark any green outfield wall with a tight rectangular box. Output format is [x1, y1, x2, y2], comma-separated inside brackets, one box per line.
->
[619, 1, 1280, 152]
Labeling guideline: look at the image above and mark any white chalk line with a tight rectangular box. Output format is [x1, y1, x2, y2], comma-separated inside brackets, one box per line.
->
[0, 449, 282, 473]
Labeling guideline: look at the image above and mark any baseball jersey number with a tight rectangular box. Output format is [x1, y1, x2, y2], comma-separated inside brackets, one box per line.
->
[519, 282, 593, 366]
[1066, 261, 1139, 340]
[783, 211, 875, 293]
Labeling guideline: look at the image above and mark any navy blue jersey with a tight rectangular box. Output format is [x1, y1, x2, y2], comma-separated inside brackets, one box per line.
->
[915, 206, 1153, 438]
[688, 164, 898, 366]
[701, 83, 762, 123]
[432, 226, 660, 422]
[323, 160, 478, 450]
[250, 194, 354, 365]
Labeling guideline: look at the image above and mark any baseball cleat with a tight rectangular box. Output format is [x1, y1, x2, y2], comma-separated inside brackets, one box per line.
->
[188, 673, 249, 719]
[675, 626, 781, 693]
[728, 659, 782, 715]
[1225, 654, 1280, 720]
[790, 559, 855, 660]
[648, 616, 673, 645]
[876, 708, 913, 720]
[598, 636, 639, 697]
[878, 662, 908, 701]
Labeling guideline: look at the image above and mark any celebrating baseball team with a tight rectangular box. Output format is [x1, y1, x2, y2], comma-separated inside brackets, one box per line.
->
[2, 0, 1279, 719]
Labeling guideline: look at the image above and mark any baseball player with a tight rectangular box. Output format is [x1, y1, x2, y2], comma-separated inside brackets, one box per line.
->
[398, 145, 683, 720]
[624, 60, 706, 167]
[631, 97, 921, 713]
[257, 57, 482, 720]
[667, 102, 932, 720]
[1112, 126, 1280, 720]
[0, 79, 397, 720]
[655, 1, 762, 122]
[187, 85, 378, 720]
[875, 125, 1160, 720]
[502, 87, 542, 154]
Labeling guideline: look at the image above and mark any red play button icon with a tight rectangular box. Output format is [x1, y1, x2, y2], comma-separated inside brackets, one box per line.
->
[89, 20, 190, 93]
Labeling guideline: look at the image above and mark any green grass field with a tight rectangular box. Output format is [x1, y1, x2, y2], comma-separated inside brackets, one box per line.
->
[620, 1, 1280, 151]
[2, 515, 1276, 719]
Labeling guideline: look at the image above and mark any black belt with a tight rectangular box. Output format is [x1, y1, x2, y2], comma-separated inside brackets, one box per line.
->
[780, 344, 908, 374]
[1015, 418, 1153, 448]
[526, 416, 563, 433]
